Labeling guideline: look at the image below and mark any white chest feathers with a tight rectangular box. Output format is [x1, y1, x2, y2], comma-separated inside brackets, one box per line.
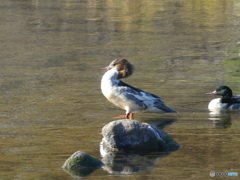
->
[101, 68, 119, 99]
[208, 98, 227, 110]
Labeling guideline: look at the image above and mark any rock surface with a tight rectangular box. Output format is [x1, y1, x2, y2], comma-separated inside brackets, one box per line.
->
[101, 119, 180, 152]
[62, 151, 104, 177]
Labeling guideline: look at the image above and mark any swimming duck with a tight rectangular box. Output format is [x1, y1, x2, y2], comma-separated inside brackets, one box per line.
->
[100, 59, 177, 119]
[206, 86, 240, 110]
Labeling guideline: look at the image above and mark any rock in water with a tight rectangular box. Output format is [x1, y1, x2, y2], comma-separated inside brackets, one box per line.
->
[62, 151, 104, 177]
[101, 119, 180, 152]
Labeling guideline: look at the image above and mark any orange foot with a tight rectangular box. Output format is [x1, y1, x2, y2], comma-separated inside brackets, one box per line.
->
[125, 113, 134, 119]
[113, 113, 134, 119]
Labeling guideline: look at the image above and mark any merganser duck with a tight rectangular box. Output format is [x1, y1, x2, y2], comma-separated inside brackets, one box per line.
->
[100, 59, 177, 119]
[206, 86, 240, 110]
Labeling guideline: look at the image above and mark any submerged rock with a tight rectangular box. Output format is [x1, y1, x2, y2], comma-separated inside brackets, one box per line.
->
[101, 119, 180, 152]
[62, 151, 104, 178]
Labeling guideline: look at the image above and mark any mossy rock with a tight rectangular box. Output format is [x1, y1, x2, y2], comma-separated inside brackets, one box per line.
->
[62, 151, 104, 177]
[162, 136, 181, 151]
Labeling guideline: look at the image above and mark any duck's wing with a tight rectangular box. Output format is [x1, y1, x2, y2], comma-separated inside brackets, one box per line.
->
[153, 99, 177, 113]
[231, 95, 240, 103]
[117, 81, 163, 101]
[117, 81, 176, 113]
[225, 95, 240, 109]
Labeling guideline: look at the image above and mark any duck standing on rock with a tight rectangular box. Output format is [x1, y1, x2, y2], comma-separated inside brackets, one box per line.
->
[206, 86, 240, 110]
[100, 59, 177, 119]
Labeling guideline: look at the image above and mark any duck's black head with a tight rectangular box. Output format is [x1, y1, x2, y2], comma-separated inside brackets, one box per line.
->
[108, 59, 134, 79]
[206, 86, 233, 103]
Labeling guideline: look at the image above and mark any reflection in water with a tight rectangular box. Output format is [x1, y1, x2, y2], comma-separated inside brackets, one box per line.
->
[208, 110, 232, 128]
[147, 117, 177, 129]
[101, 151, 168, 175]
[63, 167, 101, 178]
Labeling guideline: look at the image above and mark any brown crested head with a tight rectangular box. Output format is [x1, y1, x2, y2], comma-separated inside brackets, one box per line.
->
[109, 59, 134, 79]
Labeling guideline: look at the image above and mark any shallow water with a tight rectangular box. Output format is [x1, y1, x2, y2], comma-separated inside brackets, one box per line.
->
[0, 0, 240, 179]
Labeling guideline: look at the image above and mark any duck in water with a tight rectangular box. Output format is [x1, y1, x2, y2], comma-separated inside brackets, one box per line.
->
[206, 86, 240, 110]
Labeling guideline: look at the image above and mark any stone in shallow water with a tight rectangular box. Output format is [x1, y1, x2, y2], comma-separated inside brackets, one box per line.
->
[101, 119, 180, 152]
[62, 151, 104, 178]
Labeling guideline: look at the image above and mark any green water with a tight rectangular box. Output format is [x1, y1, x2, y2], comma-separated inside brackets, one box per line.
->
[0, 0, 240, 179]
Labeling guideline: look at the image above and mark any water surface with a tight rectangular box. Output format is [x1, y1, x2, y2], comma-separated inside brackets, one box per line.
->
[0, 0, 240, 179]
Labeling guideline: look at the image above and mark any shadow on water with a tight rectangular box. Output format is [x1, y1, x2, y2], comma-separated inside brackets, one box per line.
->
[146, 118, 177, 130]
[131, 112, 178, 129]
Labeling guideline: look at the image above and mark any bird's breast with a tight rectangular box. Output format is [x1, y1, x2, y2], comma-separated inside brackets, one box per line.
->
[208, 98, 228, 110]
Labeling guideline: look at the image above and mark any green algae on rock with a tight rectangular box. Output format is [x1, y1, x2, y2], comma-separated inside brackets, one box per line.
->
[62, 151, 104, 177]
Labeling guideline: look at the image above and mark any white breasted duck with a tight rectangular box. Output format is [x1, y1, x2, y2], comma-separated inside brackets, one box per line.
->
[206, 86, 240, 110]
[100, 59, 176, 119]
